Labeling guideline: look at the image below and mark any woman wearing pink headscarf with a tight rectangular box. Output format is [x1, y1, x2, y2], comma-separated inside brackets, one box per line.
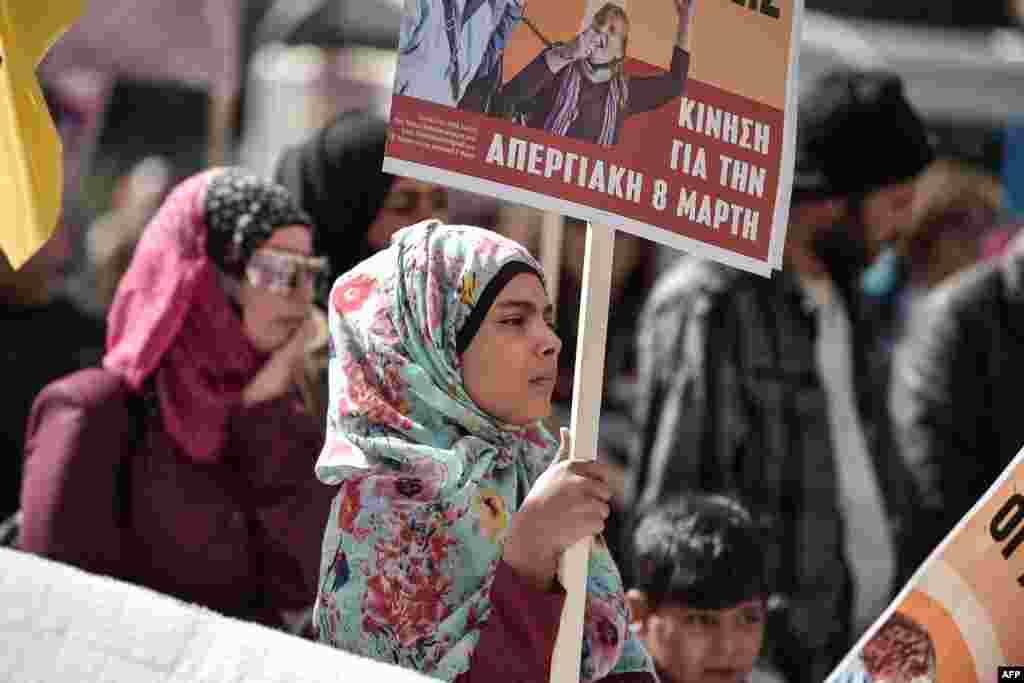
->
[19, 168, 334, 633]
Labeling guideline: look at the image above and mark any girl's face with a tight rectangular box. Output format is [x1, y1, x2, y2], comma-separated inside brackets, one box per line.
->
[238, 225, 317, 352]
[367, 178, 450, 251]
[637, 599, 766, 683]
[589, 14, 628, 65]
[460, 272, 561, 425]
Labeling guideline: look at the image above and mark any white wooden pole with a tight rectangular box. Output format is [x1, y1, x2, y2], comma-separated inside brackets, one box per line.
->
[539, 212, 564, 311]
[549, 221, 615, 683]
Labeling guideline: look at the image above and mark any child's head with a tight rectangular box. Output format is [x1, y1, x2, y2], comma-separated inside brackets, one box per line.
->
[625, 494, 769, 683]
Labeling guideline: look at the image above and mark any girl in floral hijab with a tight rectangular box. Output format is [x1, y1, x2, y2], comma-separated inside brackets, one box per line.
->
[314, 220, 655, 682]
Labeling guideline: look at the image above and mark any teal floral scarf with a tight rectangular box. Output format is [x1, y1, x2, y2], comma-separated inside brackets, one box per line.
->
[314, 220, 652, 681]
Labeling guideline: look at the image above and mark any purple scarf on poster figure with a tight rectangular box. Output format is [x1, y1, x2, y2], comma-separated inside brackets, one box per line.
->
[543, 61, 625, 148]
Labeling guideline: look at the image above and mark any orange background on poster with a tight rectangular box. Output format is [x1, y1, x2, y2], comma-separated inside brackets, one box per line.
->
[942, 467, 1024, 661]
[502, 0, 793, 110]
[897, 590, 979, 683]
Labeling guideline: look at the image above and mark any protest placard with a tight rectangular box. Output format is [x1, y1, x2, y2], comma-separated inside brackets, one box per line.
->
[827, 443, 1024, 683]
[0, 0, 84, 270]
[384, 0, 803, 275]
[384, 2, 804, 681]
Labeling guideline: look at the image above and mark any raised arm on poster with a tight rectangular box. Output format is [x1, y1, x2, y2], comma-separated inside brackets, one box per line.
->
[385, 0, 804, 276]
[825, 442, 1024, 683]
[0, 0, 84, 269]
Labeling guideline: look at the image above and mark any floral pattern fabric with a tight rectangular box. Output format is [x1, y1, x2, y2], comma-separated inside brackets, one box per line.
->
[314, 220, 653, 681]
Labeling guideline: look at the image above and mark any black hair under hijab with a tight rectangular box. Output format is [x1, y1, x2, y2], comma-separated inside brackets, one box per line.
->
[628, 494, 770, 611]
[456, 261, 542, 355]
[274, 110, 396, 292]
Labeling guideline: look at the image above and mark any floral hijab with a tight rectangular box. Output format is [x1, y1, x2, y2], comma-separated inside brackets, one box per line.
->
[314, 220, 652, 681]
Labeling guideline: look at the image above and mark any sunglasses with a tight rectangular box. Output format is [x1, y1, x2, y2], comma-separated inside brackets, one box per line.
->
[246, 248, 329, 296]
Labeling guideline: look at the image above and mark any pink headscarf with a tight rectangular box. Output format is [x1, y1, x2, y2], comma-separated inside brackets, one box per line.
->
[103, 169, 268, 462]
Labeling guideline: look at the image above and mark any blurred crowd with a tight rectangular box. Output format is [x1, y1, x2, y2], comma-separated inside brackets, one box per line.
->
[4, 3, 1024, 683]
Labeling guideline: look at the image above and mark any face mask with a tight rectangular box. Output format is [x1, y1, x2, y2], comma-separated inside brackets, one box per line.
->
[245, 248, 328, 297]
[860, 246, 905, 299]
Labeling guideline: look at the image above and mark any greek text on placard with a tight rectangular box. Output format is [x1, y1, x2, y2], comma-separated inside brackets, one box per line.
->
[989, 493, 1024, 587]
[396, 113, 479, 160]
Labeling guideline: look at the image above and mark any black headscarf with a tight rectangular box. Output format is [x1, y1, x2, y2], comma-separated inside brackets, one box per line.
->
[792, 70, 932, 201]
[274, 110, 396, 292]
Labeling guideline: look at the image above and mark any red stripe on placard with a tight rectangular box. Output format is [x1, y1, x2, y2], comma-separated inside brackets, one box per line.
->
[385, 77, 784, 263]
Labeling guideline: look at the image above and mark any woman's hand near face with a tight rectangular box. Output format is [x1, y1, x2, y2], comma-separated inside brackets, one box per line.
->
[502, 429, 615, 591]
[545, 28, 602, 73]
[571, 27, 604, 61]
[242, 313, 317, 406]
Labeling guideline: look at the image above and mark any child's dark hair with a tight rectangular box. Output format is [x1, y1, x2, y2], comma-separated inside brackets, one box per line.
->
[627, 493, 769, 610]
